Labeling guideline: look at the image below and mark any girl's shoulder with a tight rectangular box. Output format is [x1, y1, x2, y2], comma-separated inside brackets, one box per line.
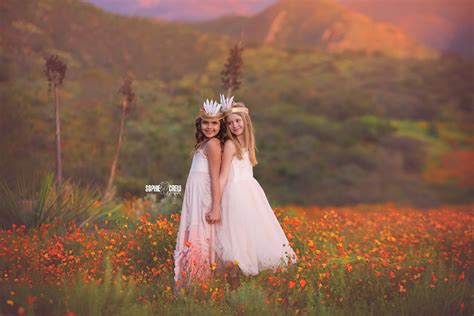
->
[203, 138, 221, 155]
[224, 139, 235, 147]
[205, 137, 221, 149]
[197, 138, 218, 150]
[223, 139, 237, 153]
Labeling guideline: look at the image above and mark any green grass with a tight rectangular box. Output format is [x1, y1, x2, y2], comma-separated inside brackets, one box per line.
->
[391, 120, 449, 157]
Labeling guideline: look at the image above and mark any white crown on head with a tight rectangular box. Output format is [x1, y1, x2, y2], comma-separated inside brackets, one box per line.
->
[219, 94, 235, 112]
[219, 94, 249, 116]
[200, 99, 223, 121]
[203, 99, 221, 115]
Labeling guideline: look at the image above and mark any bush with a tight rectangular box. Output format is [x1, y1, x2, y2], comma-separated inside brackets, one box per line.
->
[0, 174, 122, 229]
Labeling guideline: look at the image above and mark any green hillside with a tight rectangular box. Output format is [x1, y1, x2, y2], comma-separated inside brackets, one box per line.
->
[0, 0, 472, 206]
[0, 0, 229, 81]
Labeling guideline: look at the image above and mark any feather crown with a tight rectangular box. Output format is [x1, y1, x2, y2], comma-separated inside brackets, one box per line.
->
[200, 98, 223, 121]
[219, 94, 235, 112]
[219, 94, 249, 116]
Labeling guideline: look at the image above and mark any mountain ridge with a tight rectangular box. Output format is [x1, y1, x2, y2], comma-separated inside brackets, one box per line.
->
[340, 0, 473, 56]
[193, 0, 436, 59]
[82, 0, 472, 56]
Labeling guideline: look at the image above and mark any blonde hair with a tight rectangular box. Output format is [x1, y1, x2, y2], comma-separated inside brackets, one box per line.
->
[225, 102, 258, 166]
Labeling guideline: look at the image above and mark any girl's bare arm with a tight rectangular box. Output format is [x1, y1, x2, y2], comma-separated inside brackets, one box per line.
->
[219, 140, 236, 193]
[205, 138, 222, 223]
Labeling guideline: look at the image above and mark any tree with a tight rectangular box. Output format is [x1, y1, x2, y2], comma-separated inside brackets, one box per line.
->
[221, 40, 244, 96]
[104, 76, 135, 201]
[44, 55, 67, 185]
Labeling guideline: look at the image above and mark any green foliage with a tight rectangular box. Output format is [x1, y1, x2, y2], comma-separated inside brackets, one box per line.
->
[145, 194, 183, 217]
[0, 174, 122, 229]
[391, 120, 449, 156]
[385, 264, 470, 316]
[225, 280, 273, 315]
[62, 256, 153, 316]
[0, 256, 153, 315]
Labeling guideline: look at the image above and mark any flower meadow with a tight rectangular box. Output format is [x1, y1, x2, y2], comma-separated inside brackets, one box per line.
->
[1, 204, 472, 315]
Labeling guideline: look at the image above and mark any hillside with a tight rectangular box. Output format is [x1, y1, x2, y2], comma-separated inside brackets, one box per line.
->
[194, 0, 436, 59]
[82, 0, 472, 56]
[0, 0, 228, 81]
[340, 0, 473, 56]
[0, 0, 472, 206]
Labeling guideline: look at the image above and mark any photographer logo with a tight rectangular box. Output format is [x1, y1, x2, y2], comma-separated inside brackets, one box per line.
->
[145, 181, 182, 196]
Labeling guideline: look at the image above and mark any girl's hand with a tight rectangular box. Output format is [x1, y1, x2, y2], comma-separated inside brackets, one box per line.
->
[206, 208, 221, 224]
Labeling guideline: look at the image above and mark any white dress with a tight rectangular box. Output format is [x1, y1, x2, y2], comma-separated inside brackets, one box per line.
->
[174, 147, 217, 287]
[216, 151, 296, 275]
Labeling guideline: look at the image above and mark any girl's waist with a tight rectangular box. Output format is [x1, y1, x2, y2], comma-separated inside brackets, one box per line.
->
[188, 170, 210, 176]
[189, 164, 209, 173]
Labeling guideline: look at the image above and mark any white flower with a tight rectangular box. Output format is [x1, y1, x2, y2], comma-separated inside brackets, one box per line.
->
[219, 94, 234, 112]
[202, 99, 221, 115]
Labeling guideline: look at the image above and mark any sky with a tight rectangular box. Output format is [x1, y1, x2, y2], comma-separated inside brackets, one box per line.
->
[83, 0, 277, 20]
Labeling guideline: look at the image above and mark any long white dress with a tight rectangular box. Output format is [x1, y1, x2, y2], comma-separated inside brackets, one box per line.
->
[174, 147, 217, 288]
[216, 151, 296, 275]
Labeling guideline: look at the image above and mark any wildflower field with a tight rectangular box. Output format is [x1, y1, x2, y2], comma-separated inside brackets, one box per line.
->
[1, 204, 472, 315]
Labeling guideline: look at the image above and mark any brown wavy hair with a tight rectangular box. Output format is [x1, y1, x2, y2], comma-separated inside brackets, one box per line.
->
[225, 102, 257, 166]
[192, 117, 227, 154]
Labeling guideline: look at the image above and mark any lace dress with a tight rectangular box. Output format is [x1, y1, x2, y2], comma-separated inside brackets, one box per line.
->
[174, 148, 217, 288]
[216, 151, 296, 275]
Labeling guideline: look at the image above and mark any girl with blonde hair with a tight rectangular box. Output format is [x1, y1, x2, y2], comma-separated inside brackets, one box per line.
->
[212, 95, 296, 276]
